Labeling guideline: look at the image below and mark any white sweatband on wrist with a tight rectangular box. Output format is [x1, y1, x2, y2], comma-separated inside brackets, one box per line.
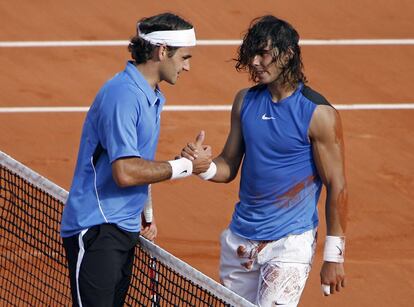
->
[323, 236, 345, 263]
[168, 158, 193, 180]
[143, 184, 153, 223]
[143, 206, 153, 223]
[198, 162, 217, 180]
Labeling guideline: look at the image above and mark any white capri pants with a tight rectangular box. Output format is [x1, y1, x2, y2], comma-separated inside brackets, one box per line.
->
[220, 228, 317, 307]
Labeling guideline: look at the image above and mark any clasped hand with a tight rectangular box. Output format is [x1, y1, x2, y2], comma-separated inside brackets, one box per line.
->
[181, 130, 212, 174]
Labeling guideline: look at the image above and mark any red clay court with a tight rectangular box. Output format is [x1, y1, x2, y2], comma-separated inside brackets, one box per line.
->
[0, 1, 413, 306]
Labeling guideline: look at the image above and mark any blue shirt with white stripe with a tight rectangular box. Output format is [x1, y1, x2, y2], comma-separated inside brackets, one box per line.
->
[61, 61, 165, 238]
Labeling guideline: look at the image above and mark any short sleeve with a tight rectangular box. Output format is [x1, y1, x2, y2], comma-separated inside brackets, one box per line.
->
[97, 85, 142, 163]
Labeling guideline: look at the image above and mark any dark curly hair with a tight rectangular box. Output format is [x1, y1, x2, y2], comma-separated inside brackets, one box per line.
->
[235, 15, 307, 86]
[128, 13, 193, 64]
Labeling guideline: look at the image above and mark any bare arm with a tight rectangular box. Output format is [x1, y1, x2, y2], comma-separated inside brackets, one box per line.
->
[112, 144, 212, 187]
[309, 105, 348, 295]
[112, 158, 172, 187]
[211, 89, 248, 183]
[310, 105, 348, 236]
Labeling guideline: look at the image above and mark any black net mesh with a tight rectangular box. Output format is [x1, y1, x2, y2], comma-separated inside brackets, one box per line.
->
[0, 163, 234, 306]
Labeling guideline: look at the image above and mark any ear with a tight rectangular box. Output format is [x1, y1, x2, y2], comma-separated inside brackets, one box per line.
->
[284, 48, 294, 62]
[157, 45, 167, 61]
[279, 48, 294, 66]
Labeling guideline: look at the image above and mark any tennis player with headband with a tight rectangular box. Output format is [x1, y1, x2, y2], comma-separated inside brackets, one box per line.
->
[60, 13, 211, 307]
[183, 15, 348, 306]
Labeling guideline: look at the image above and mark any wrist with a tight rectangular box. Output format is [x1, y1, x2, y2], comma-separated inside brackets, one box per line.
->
[168, 158, 193, 180]
[143, 206, 153, 224]
[143, 184, 153, 223]
[323, 236, 345, 263]
[198, 162, 217, 180]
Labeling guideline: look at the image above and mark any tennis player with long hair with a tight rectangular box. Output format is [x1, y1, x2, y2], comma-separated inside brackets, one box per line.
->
[60, 13, 211, 307]
[183, 15, 348, 306]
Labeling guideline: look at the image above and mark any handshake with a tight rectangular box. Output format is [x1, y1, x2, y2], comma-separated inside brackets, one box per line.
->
[169, 130, 217, 180]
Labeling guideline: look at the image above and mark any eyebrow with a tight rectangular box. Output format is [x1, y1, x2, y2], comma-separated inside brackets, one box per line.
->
[256, 49, 272, 53]
[183, 54, 192, 60]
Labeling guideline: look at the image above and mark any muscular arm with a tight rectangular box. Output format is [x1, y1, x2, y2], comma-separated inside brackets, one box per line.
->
[210, 89, 247, 183]
[309, 105, 348, 295]
[309, 105, 348, 235]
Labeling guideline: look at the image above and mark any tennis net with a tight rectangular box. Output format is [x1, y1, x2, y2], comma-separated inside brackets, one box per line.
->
[0, 150, 254, 306]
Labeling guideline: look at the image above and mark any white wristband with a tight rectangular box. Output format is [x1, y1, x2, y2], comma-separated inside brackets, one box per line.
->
[168, 158, 193, 180]
[323, 236, 345, 263]
[198, 162, 217, 180]
[143, 206, 153, 223]
[143, 184, 153, 223]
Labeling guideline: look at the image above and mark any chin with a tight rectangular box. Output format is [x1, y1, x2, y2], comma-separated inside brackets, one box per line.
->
[257, 78, 271, 85]
[165, 79, 177, 85]
[255, 74, 270, 84]
[259, 74, 280, 85]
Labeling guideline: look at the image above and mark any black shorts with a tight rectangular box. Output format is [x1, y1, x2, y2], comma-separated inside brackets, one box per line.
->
[62, 224, 139, 307]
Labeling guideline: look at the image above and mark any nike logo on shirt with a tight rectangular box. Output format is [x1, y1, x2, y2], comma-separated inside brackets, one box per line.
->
[180, 170, 188, 174]
[261, 113, 276, 120]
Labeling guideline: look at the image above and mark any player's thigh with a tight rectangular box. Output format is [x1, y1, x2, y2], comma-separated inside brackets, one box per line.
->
[113, 247, 136, 307]
[256, 229, 317, 307]
[79, 224, 138, 305]
[219, 228, 261, 303]
[62, 235, 82, 306]
[257, 261, 311, 307]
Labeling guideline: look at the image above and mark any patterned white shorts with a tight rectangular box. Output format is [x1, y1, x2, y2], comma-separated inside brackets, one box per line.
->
[219, 228, 317, 307]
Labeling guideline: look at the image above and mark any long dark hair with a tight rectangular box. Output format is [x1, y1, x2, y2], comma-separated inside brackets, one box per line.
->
[235, 15, 307, 86]
[128, 13, 193, 64]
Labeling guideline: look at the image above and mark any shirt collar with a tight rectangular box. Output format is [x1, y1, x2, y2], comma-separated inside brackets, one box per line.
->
[125, 61, 165, 106]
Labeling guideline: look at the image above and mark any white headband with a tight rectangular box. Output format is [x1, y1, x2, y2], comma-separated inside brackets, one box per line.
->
[137, 24, 196, 47]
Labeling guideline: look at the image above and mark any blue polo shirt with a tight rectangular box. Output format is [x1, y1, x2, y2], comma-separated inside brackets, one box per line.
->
[61, 61, 165, 237]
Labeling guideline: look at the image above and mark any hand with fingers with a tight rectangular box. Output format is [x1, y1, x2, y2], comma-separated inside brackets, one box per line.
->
[320, 261, 346, 296]
[182, 131, 212, 174]
[181, 130, 212, 160]
[141, 214, 157, 241]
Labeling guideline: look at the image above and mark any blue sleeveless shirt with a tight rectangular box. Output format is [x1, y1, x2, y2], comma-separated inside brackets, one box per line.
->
[229, 83, 330, 240]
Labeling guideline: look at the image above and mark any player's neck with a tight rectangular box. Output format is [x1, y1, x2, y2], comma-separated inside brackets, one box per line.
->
[267, 79, 298, 103]
[134, 61, 160, 90]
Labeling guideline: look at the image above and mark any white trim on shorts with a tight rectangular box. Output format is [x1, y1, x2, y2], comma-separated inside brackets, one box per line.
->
[76, 229, 88, 307]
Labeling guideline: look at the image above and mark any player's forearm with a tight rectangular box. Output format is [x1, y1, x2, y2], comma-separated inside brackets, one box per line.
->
[112, 158, 172, 187]
[209, 156, 239, 183]
[325, 182, 348, 236]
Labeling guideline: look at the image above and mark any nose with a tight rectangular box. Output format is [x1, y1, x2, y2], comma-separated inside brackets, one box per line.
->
[183, 59, 190, 71]
[251, 55, 260, 66]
